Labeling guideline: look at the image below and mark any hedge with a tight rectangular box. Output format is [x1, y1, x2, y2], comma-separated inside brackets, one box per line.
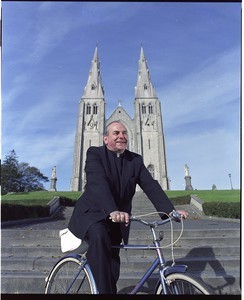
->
[1, 204, 50, 221]
[202, 202, 240, 219]
[169, 195, 191, 205]
[59, 196, 76, 206]
[2, 195, 240, 222]
[1, 196, 77, 222]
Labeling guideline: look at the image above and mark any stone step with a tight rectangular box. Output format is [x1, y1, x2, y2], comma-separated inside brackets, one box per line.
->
[1, 255, 240, 273]
[1, 244, 240, 258]
[1, 196, 240, 295]
[2, 235, 239, 249]
[117, 271, 241, 295]
[1, 269, 240, 295]
[1, 227, 240, 238]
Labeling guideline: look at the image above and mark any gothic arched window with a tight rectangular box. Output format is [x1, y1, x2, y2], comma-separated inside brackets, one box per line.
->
[148, 103, 153, 114]
[93, 104, 98, 114]
[86, 104, 91, 115]
[147, 164, 155, 179]
[144, 84, 147, 90]
[91, 83, 96, 90]
[142, 104, 146, 114]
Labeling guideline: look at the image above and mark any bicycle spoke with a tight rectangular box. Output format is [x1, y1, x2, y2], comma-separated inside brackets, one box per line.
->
[45, 256, 96, 294]
[156, 273, 213, 295]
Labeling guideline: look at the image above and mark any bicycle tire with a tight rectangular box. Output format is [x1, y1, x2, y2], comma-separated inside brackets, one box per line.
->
[45, 255, 98, 294]
[155, 272, 214, 295]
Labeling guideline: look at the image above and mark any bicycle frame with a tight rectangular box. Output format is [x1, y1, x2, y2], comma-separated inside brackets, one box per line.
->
[111, 221, 188, 295]
[48, 213, 189, 295]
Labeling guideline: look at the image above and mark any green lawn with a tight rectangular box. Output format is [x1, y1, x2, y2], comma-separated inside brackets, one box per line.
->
[166, 190, 240, 203]
[1, 189, 240, 206]
[1, 191, 82, 206]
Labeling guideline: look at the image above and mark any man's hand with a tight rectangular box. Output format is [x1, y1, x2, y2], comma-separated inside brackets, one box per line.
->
[176, 210, 189, 219]
[110, 211, 130, 226]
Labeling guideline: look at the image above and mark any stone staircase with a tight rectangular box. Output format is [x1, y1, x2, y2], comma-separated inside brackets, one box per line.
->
[1, 192, 241, 294]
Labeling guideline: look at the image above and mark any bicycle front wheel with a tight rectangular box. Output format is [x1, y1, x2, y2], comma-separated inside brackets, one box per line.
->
[45, 255, 98, 294]
[156, 273, 213, 295]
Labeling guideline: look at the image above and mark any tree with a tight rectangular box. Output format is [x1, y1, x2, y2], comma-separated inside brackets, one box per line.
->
[18, 162, 49, 192]
[1, 150, 49, 194]
[1, 150, 21, 194]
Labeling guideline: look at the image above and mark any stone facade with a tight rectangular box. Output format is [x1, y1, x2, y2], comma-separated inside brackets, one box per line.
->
[70, 47, 169, 191]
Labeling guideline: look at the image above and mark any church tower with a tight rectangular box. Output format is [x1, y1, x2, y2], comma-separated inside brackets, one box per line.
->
[70, 47, 105, 191]
[134, 47, 169, 189]
[71, 46, 169, 191]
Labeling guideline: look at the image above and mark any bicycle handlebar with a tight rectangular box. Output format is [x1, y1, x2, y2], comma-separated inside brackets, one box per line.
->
[130, 210, 183, 228]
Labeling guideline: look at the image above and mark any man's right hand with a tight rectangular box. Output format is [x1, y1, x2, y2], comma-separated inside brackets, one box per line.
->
[109, 211, 130, 226]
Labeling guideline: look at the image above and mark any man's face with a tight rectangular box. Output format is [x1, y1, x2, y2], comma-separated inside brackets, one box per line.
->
[103, 122, 128, 153]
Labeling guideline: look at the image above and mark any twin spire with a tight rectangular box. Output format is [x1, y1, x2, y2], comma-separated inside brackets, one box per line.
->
[83, 46, 157, 99]
[135, 47, 157, 98]
[83, 46, 104, 99]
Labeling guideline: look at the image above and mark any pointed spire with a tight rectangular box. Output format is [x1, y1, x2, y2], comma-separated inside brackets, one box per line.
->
[135, 46, 157, 98]
[139, 46, 146, 63]
[93, 46, 98, 62]
[83, 46, 104, 99]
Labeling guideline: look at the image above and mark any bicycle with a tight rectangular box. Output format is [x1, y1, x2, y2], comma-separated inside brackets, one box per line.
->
[45, 210, 213, 294]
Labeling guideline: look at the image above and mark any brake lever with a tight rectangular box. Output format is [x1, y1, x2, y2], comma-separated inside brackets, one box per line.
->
[170, 210, 182, 222]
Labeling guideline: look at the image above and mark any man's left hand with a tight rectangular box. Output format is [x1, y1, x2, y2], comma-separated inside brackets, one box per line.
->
[176, 210, 189, 219]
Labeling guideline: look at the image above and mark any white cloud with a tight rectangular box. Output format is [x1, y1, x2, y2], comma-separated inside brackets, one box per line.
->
[2, 72, 30, 108]
[29, 18, 73, 63]
[160, 47, 240, 129]
[26, 2, 143, 64]
[3, 131, 75, 169]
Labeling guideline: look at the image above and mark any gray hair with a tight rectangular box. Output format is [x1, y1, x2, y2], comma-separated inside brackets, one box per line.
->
[104, 120, 125, 136]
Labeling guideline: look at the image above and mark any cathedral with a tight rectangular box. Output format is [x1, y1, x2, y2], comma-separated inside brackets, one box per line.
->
[70, 47, 169, 191]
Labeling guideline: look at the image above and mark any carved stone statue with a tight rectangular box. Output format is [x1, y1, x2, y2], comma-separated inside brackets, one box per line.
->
[51, 166, 57, 179]
[184, 164, 193, 190]
[49, 166, 57, 191]
[184, 164, 189, 177]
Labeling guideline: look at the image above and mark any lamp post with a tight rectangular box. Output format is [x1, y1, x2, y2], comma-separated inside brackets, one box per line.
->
[228, 173, 233, 190]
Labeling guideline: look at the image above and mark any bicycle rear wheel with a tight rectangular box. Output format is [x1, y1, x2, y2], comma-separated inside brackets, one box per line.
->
[155, 273, 213, 295]
[45, 255, 98, 294]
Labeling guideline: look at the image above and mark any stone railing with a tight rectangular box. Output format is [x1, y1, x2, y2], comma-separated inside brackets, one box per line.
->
[47, 196, 60, 215]
[190, 194, 204, 212]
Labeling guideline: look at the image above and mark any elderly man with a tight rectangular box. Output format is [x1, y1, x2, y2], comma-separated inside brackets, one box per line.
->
[68, 120, 188, 294]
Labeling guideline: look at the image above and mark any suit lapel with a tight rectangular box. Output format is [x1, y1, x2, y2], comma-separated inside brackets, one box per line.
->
[103, 146, 117, 184]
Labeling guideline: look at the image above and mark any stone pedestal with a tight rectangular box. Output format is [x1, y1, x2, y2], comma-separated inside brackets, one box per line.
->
[185, 176, 193, 190]
[49, 178, 57, 192]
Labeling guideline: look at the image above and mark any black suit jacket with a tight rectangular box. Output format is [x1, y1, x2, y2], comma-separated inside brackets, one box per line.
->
[68, 145, 175, 244]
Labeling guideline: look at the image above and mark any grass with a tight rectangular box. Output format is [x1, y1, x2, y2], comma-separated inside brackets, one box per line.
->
[165, 190, 240, 203]
[190, 190, 240, 203]
[1, 191, 82, 206]
[1, 189, 240, 206]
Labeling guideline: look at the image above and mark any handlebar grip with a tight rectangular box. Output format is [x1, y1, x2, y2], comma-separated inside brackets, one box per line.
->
[170, 210, 182, 222]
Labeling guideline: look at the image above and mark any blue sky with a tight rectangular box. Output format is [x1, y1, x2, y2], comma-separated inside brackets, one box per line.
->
[2, 2, 241, 191]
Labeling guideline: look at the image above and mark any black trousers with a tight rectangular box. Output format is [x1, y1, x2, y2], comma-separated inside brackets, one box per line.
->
[84, 220, 122, 294]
